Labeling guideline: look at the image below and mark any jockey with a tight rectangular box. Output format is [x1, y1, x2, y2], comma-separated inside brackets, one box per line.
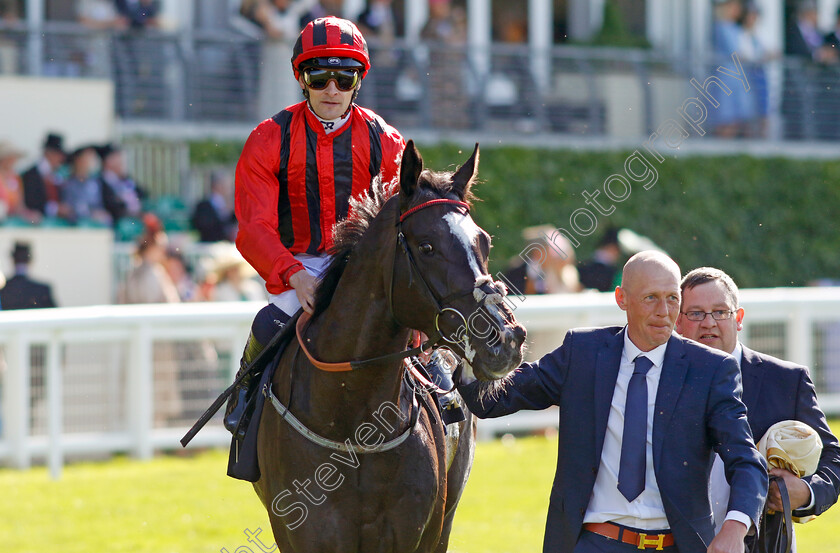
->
[224, 16, 406, 436]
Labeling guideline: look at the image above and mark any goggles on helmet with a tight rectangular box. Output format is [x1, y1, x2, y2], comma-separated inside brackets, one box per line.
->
[303, 67, 361, 92]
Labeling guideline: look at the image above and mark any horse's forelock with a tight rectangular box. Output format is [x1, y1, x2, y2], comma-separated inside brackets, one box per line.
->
[414, 169, 476, 206]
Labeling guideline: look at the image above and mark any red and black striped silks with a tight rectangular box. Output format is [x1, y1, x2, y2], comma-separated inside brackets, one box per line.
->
[235, 101, 404, 295]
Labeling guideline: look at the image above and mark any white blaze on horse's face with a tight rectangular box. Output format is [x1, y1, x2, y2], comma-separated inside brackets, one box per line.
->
[443, 211, 483, 278]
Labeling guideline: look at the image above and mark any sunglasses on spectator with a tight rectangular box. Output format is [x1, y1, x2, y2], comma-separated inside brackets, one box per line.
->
[303, 68, 360, 91]
[680, 310, 735, 322]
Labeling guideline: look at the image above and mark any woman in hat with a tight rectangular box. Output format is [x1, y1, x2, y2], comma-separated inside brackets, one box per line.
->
[0, 140, 41, 223]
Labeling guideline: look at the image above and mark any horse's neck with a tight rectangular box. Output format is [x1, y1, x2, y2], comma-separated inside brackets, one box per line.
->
[298, 224, 411, 430]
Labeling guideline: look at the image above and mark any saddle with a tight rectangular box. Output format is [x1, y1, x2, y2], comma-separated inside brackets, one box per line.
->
[226, 313, 301, 481]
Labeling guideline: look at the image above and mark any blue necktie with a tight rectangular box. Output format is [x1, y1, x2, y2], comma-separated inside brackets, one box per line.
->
[618, 355, 654, 502]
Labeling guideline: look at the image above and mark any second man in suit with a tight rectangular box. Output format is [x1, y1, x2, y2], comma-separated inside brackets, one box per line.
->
[677, 267, 840, 536]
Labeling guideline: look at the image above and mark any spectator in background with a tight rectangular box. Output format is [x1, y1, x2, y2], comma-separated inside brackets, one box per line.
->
[824, 9, 840, 141]
[826, 7, 840, 51]
[78, 0, 129, 77]
[357, 0, 403, 114]
[21, 133, 68, 219]
[114, 0, 159, 29]
[118, 223, 182, 426]
[421, 0, 469, 129]
[191, 170, 236, 242]
[247, 0, 314, 38]
[786, 0, 836, 63]
[0, 242, 57, 309]
[164, 248, 205, 302]
[711, 0, 752, 138]
[784, 0, 838, 140]
[211, 253, 265, 302]
[738, 2, 776, 138]
[578, 226, 622, 292]
[503, 225, 582, 295]
[0, 0, 23, 74]
[96, 143, 145, 226]
[0, 140, 41, 223]
[299, 0, 342, 27]
[118, 227, 180, 304]
[247, 0, 316, 120]
[62, 145, 112, 226]
[0, 0, 22, 21]
[79, 0, 128, 29]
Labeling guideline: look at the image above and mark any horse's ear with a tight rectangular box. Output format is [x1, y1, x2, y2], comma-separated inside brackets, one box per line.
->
[399, 140, 423, 210]
[451, 143, 479, 200]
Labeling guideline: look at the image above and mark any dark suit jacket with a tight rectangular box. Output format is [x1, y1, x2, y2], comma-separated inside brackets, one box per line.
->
[460, 327, 767, 553]
[191, 198, 235, 243]
[740, 345, 840, 517]
[0, 274, 57, 310]
[21, 164, 50, 215]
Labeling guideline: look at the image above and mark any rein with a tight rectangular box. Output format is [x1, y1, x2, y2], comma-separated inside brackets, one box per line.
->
[295, 311, 437, 372]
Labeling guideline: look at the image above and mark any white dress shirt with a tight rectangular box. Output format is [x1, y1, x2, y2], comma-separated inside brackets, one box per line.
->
[583, 331, 669, 529]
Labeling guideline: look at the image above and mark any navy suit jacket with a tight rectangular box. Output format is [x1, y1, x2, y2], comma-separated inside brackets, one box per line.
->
[0, 275, 56, 310]
[460, 326, 768, 553]
[740, 345, 840, 517]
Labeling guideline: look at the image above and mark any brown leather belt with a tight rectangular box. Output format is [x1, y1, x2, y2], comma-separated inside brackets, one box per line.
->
[583, 522, 674, 550]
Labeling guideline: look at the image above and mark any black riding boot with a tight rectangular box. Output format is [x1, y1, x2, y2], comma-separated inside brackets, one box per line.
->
[223, 332, 266, 439]
[425, 348, 466, 425]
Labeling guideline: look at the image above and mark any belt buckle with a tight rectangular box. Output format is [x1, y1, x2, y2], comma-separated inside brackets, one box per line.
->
[637, 532, 665, 550]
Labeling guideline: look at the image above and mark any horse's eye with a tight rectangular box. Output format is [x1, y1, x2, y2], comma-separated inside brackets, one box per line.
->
[419, 242, 434, 254]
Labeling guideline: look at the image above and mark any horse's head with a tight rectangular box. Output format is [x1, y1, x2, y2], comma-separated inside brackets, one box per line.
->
[390, 141, 526, 382]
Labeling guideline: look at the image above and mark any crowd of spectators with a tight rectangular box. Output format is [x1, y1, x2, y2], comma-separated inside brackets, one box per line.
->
[117, 216, 266, 307]
[0, 131, 270, 307]
[0, 132, 146, 229]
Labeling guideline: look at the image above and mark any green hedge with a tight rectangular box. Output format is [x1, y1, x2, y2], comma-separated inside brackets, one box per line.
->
[190, 140, 840, 288]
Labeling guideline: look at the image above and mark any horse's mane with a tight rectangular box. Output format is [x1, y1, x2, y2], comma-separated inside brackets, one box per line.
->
[311, 170, 474, 317]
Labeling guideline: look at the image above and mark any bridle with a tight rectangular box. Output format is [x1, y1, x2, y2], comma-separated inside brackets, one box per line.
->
[296, 197, 482, 372]
[264, 197, 506, 455]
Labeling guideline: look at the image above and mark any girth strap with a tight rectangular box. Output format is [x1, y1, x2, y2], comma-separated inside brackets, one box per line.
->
[262, 381, 421, 454]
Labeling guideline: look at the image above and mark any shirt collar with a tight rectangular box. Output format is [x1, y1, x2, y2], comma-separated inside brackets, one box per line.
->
[307, 104, 350, 134]
[730, 342, 743, 368]
[623, 327, 669, 369]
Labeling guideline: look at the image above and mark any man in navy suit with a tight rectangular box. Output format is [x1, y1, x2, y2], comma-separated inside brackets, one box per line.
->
[677, 267, 840, 534]
[0, 242, 57, 310]
[458, 251, 767, 553]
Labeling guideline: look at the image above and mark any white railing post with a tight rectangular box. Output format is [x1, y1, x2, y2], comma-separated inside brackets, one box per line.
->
[787, 304, 812, 369]
[46, 337, 63, 480]
[128, 324, 153, 460]
[7, 333, 31, 469]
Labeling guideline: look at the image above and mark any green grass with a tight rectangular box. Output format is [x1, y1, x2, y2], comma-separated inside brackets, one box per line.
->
[2, 430, 839, 552]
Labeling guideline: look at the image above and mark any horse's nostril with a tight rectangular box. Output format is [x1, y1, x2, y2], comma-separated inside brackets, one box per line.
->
[513, 325, 526, 345]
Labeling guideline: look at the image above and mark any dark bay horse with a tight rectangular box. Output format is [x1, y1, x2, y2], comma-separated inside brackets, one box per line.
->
[254, 141, 526, 552]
